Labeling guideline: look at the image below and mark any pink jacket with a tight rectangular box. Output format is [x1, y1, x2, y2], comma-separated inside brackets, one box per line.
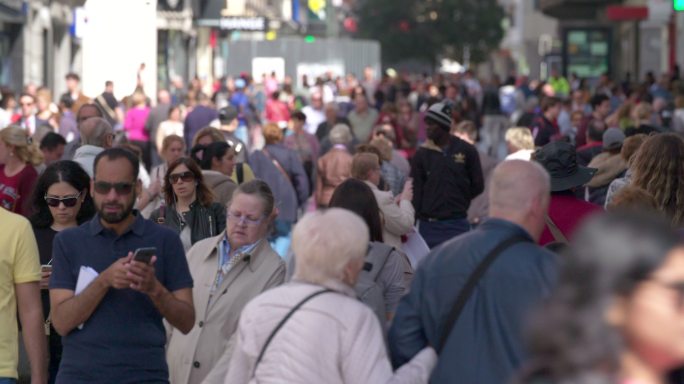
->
[124, 106, 151, 141]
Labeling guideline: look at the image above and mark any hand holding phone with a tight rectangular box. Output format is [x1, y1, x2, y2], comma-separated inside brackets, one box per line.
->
[126, 249, 158, 294]
[133, 247, 156, 265]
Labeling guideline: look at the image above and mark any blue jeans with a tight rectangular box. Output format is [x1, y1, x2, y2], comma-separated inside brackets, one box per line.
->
[0, 378, 17, 384]
[419, 218, 470, 249]
[235, 124, 249, 147]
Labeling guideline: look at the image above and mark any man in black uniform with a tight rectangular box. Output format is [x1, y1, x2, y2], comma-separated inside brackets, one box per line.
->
[411, 101, 484, 248]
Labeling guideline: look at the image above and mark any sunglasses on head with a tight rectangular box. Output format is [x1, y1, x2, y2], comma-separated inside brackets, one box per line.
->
[93, 181, 134, 195]
[169, 171, 195, 184]
[44, 192, 82, 207]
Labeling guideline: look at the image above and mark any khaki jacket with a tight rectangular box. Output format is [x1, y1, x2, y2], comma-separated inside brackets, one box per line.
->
[166, 235, 286, 384]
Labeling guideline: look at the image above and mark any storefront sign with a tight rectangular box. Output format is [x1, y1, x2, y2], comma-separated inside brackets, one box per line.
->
[197, 16, 268, 31]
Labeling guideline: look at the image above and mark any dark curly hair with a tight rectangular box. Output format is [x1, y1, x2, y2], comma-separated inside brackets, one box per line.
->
[30, 160, 95, 228]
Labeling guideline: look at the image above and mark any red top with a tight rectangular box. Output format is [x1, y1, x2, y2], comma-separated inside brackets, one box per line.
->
[0, 164, 38, 217]
[265, 99, 291, 124]
[540, 193, 603, 245]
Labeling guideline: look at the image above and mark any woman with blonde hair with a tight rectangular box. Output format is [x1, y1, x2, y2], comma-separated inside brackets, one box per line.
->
[123, 91, 151, 169]
[504, 127, 535, 161]
[625, 102, 660, 137]
[630, 133, 684, 228]
[35, 87, 58, 131]
[0, 125, 43, 216]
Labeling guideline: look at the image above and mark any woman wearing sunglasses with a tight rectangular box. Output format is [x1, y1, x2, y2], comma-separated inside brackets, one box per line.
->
[29, 160, 95, 383]
[166, 179, 285, 384]
[150, 157, 226, 252]
[518, 211, 684, 384]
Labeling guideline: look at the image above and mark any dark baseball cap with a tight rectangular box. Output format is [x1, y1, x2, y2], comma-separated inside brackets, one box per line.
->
[218, 106, 238, 124]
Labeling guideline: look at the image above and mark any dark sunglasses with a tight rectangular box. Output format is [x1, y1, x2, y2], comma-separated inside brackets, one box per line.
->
[93, 181, 135, 195]
[44, 192, 82, 207]
[169, 171, 195, 184]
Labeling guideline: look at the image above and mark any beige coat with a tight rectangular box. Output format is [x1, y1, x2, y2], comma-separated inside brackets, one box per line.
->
[364, 181, 415, 250]
[166, 235, 286, 384]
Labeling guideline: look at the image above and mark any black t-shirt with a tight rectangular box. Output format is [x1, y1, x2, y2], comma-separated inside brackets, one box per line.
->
[410, 136, 485, 220]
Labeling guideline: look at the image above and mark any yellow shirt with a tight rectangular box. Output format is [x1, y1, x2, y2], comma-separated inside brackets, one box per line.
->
[0, 208, 41, 379]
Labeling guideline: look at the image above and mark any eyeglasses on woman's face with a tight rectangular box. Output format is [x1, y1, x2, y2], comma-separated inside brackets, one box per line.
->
[227, 211, 264, 227]
[169, 171, 195, 184]
[45, 192, 82, 207]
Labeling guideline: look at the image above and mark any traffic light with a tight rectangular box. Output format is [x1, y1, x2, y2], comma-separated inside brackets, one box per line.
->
[304, 35, 316, 43]
[675, 0, 684, 11]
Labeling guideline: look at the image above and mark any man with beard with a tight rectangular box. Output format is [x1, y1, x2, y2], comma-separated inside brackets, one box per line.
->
[410, 101, 484, 248]
[48, 148, 195, 383]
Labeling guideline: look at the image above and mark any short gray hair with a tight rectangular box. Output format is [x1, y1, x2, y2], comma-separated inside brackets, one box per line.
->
[489, 160, 550, 214]
[80, 117, 113, 147]
[292, 209, 369, 285]
[329, 124, 352, 145]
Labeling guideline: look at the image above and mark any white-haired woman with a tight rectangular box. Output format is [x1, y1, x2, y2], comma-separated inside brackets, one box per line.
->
[505, 127, 536, 161]
[224, 209, 436, 383]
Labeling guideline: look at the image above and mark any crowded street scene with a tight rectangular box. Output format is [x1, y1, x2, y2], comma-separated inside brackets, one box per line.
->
[4, 0, 684, 383]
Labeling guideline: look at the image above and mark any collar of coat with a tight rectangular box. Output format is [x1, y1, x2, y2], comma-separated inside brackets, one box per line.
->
[420, 139, 445, 153]
[204, 235, 270, 273]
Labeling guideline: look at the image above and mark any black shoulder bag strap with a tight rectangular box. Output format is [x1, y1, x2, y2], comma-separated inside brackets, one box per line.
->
[438, 235, 528, 353]
[236, 162, 244, 184]
[252, 289, 334, 377]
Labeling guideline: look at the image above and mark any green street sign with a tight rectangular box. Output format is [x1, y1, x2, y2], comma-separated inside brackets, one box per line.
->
[676, 0, 684, 11]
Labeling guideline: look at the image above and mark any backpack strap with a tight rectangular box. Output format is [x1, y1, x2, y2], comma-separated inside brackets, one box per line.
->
[156, 204, 166, 225]
[363, 242, 394, 282]
[236, 162, 244, 184]
[438, 235, 529, 353]
[544, 214, 568, 244]
[252, 289, 334, 377]
[263, 148, 293, 185]
[96, 94, 117, 120]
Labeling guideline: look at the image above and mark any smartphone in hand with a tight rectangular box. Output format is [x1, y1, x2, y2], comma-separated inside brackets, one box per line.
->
[133, 247, 156, 264]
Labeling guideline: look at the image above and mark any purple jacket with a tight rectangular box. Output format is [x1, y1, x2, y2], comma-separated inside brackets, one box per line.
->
[183, 105, 218, 148]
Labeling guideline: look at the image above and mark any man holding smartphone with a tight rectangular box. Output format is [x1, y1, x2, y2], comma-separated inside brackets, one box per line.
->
[49, 148, 195, 384]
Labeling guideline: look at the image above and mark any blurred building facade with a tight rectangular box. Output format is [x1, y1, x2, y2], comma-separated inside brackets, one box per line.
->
[0, 0, 85, 96]
[539, 0, 682, 82]
[497, 0, 559, 80]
